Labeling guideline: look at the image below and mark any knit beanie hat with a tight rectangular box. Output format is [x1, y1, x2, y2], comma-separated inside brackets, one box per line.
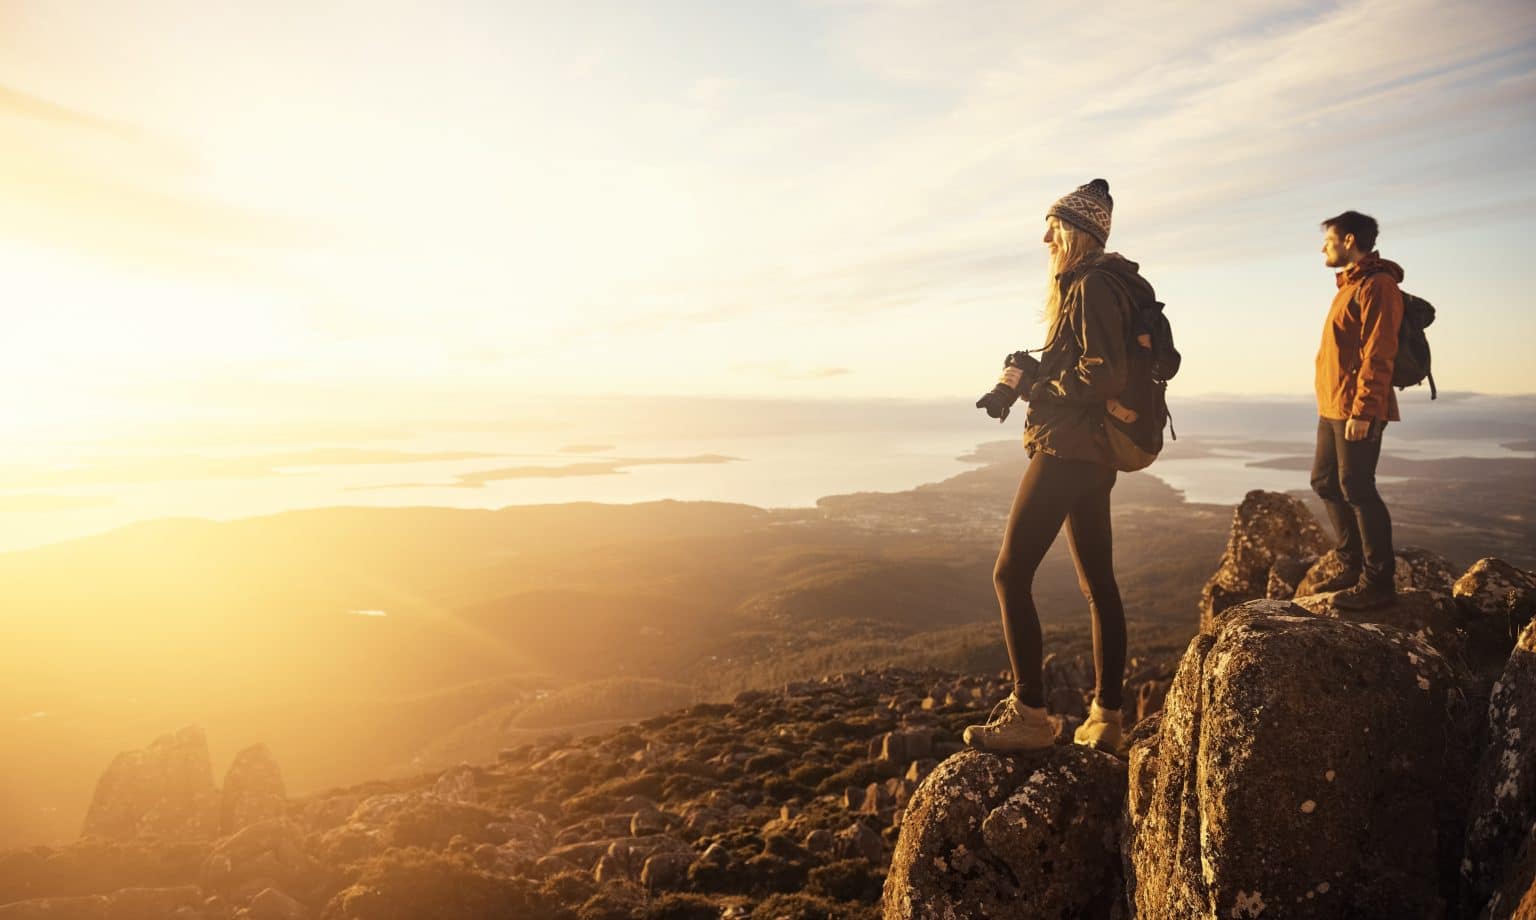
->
[1046, 178, 1113, 246]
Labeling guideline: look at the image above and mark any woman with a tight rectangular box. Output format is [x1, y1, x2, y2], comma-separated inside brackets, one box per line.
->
[962, 178, 1155, 757]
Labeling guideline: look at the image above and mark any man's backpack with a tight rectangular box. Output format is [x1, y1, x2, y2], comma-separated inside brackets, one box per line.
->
[1103, 294, 1180, 472]
[1394, 291, 1437, 399]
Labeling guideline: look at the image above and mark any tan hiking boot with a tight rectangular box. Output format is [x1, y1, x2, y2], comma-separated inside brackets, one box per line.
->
[1073, 700, 1124, 756]
[962, 693, 1055, 753]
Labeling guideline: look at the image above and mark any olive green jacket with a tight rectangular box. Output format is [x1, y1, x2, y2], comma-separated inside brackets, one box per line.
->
[1022, 252, 1153, 466]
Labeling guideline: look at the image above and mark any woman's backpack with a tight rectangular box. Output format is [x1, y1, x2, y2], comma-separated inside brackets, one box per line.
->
[1103, 297, 1180, 472]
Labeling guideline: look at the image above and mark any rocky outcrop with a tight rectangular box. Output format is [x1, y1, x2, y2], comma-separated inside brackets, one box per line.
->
[1456, 558, 1536, 615]
[1465, 620, 1536, 915]
[1126, 600, 1469, 918]
[15, 542, 1535, 920]
[1395, 546, 1462, 596]
[1456, 558, 1536, 642]
[1264, 553, 1316, 600]
[1200, 490, 1330, 632]
[883, 747, 1126, 919]
[220, 744, 287, 836]
[80, 726, 220, 842]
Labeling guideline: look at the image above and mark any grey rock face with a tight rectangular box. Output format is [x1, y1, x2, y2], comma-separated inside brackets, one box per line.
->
[1481, 831, 1536, 920]
[1394, 546, 1461, 597]
[882, 747, 1126, 920]
[1456, 558, 1536, 619]
[1200, 490, 1331, 633]
[1292, 588, 1467, 668]
[1126, 600, 1469, 919]
[1265, 553, 1318, 601]
[81, 726, 219, 842]
[1465, 620, 1536, 916]
[220, 744, 287, 836]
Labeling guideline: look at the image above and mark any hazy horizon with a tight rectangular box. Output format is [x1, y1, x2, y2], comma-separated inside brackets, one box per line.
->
[0, 390, 1529, 555]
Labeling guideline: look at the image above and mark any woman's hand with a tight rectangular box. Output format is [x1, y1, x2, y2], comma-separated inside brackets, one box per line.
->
[999, 367, 1025, 390]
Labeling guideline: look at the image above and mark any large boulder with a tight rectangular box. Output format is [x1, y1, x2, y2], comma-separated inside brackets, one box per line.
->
[1465, 620, 1536, 915]
[1200, 490, 1330, 632]
[1126, 600, 1469, 919]
[1455, 558, 1536, 619]
[882, 747, 1126, 919]
[1291, 588, 1467, 668]
[1395, 547, 1461, 597]
[220, 744, 287, 835]
[1264, 553, 1317, 601]
[80, 726, 220, 841]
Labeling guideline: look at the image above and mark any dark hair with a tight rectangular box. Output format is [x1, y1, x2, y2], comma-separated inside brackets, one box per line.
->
[1321, 211, 1379, 253]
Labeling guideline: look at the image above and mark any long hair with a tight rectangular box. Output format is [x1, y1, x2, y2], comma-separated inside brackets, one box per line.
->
[1043, 217, 1104, 333]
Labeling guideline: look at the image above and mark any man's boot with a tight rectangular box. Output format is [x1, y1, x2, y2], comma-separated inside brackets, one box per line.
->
[962, 693, 1055, 753]
[1311, 565, 1363, 594]
[1333, 577, 1395, 611]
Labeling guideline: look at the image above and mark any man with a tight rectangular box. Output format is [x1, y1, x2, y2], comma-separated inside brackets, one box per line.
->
[1311, 210, 1404, 610]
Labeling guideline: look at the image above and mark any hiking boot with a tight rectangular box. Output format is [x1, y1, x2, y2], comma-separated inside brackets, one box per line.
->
[1311, 567, 1363, 594]
[962, 693, 1054, 753]
[1072, 700, 1125, 757]
[1332, 579, 1396, 611]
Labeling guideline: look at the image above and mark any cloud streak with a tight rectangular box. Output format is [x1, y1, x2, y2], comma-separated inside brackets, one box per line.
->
[0, 82, 319, 283]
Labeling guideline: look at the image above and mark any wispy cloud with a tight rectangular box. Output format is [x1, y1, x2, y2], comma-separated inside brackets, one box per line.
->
[0, 82, 317, 280]
[550, 0, 1536, 341]
[0, 84, 139, 139]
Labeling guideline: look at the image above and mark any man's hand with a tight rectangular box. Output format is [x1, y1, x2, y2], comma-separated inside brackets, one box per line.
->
[1345, 417, 1372, 441]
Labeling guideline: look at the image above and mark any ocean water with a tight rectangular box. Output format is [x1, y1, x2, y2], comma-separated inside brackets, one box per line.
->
[0, 395, 1529, 554]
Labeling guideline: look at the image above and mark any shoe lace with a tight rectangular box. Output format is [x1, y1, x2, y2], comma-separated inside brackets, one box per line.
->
[984, 695, 1015, 726]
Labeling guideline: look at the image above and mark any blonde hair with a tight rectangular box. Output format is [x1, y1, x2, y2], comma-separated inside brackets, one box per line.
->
[1043, 216, 1104, 332]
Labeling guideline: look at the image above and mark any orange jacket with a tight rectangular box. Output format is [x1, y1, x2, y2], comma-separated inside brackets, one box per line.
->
[1315, 253, 1404, 422]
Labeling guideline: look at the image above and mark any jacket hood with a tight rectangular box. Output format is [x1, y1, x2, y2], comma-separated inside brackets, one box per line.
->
[1068, 251, 1157, 306]
[1338, 252, 1405, 288]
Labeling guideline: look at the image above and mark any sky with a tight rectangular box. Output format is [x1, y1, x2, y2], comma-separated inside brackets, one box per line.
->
[1, 0, 1535, 447]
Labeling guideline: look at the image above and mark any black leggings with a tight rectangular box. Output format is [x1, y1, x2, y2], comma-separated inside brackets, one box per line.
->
[993, 451, 1126, 711]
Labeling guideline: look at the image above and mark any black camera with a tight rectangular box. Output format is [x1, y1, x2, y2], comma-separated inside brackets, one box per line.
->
[975, 350, 1041, 423]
